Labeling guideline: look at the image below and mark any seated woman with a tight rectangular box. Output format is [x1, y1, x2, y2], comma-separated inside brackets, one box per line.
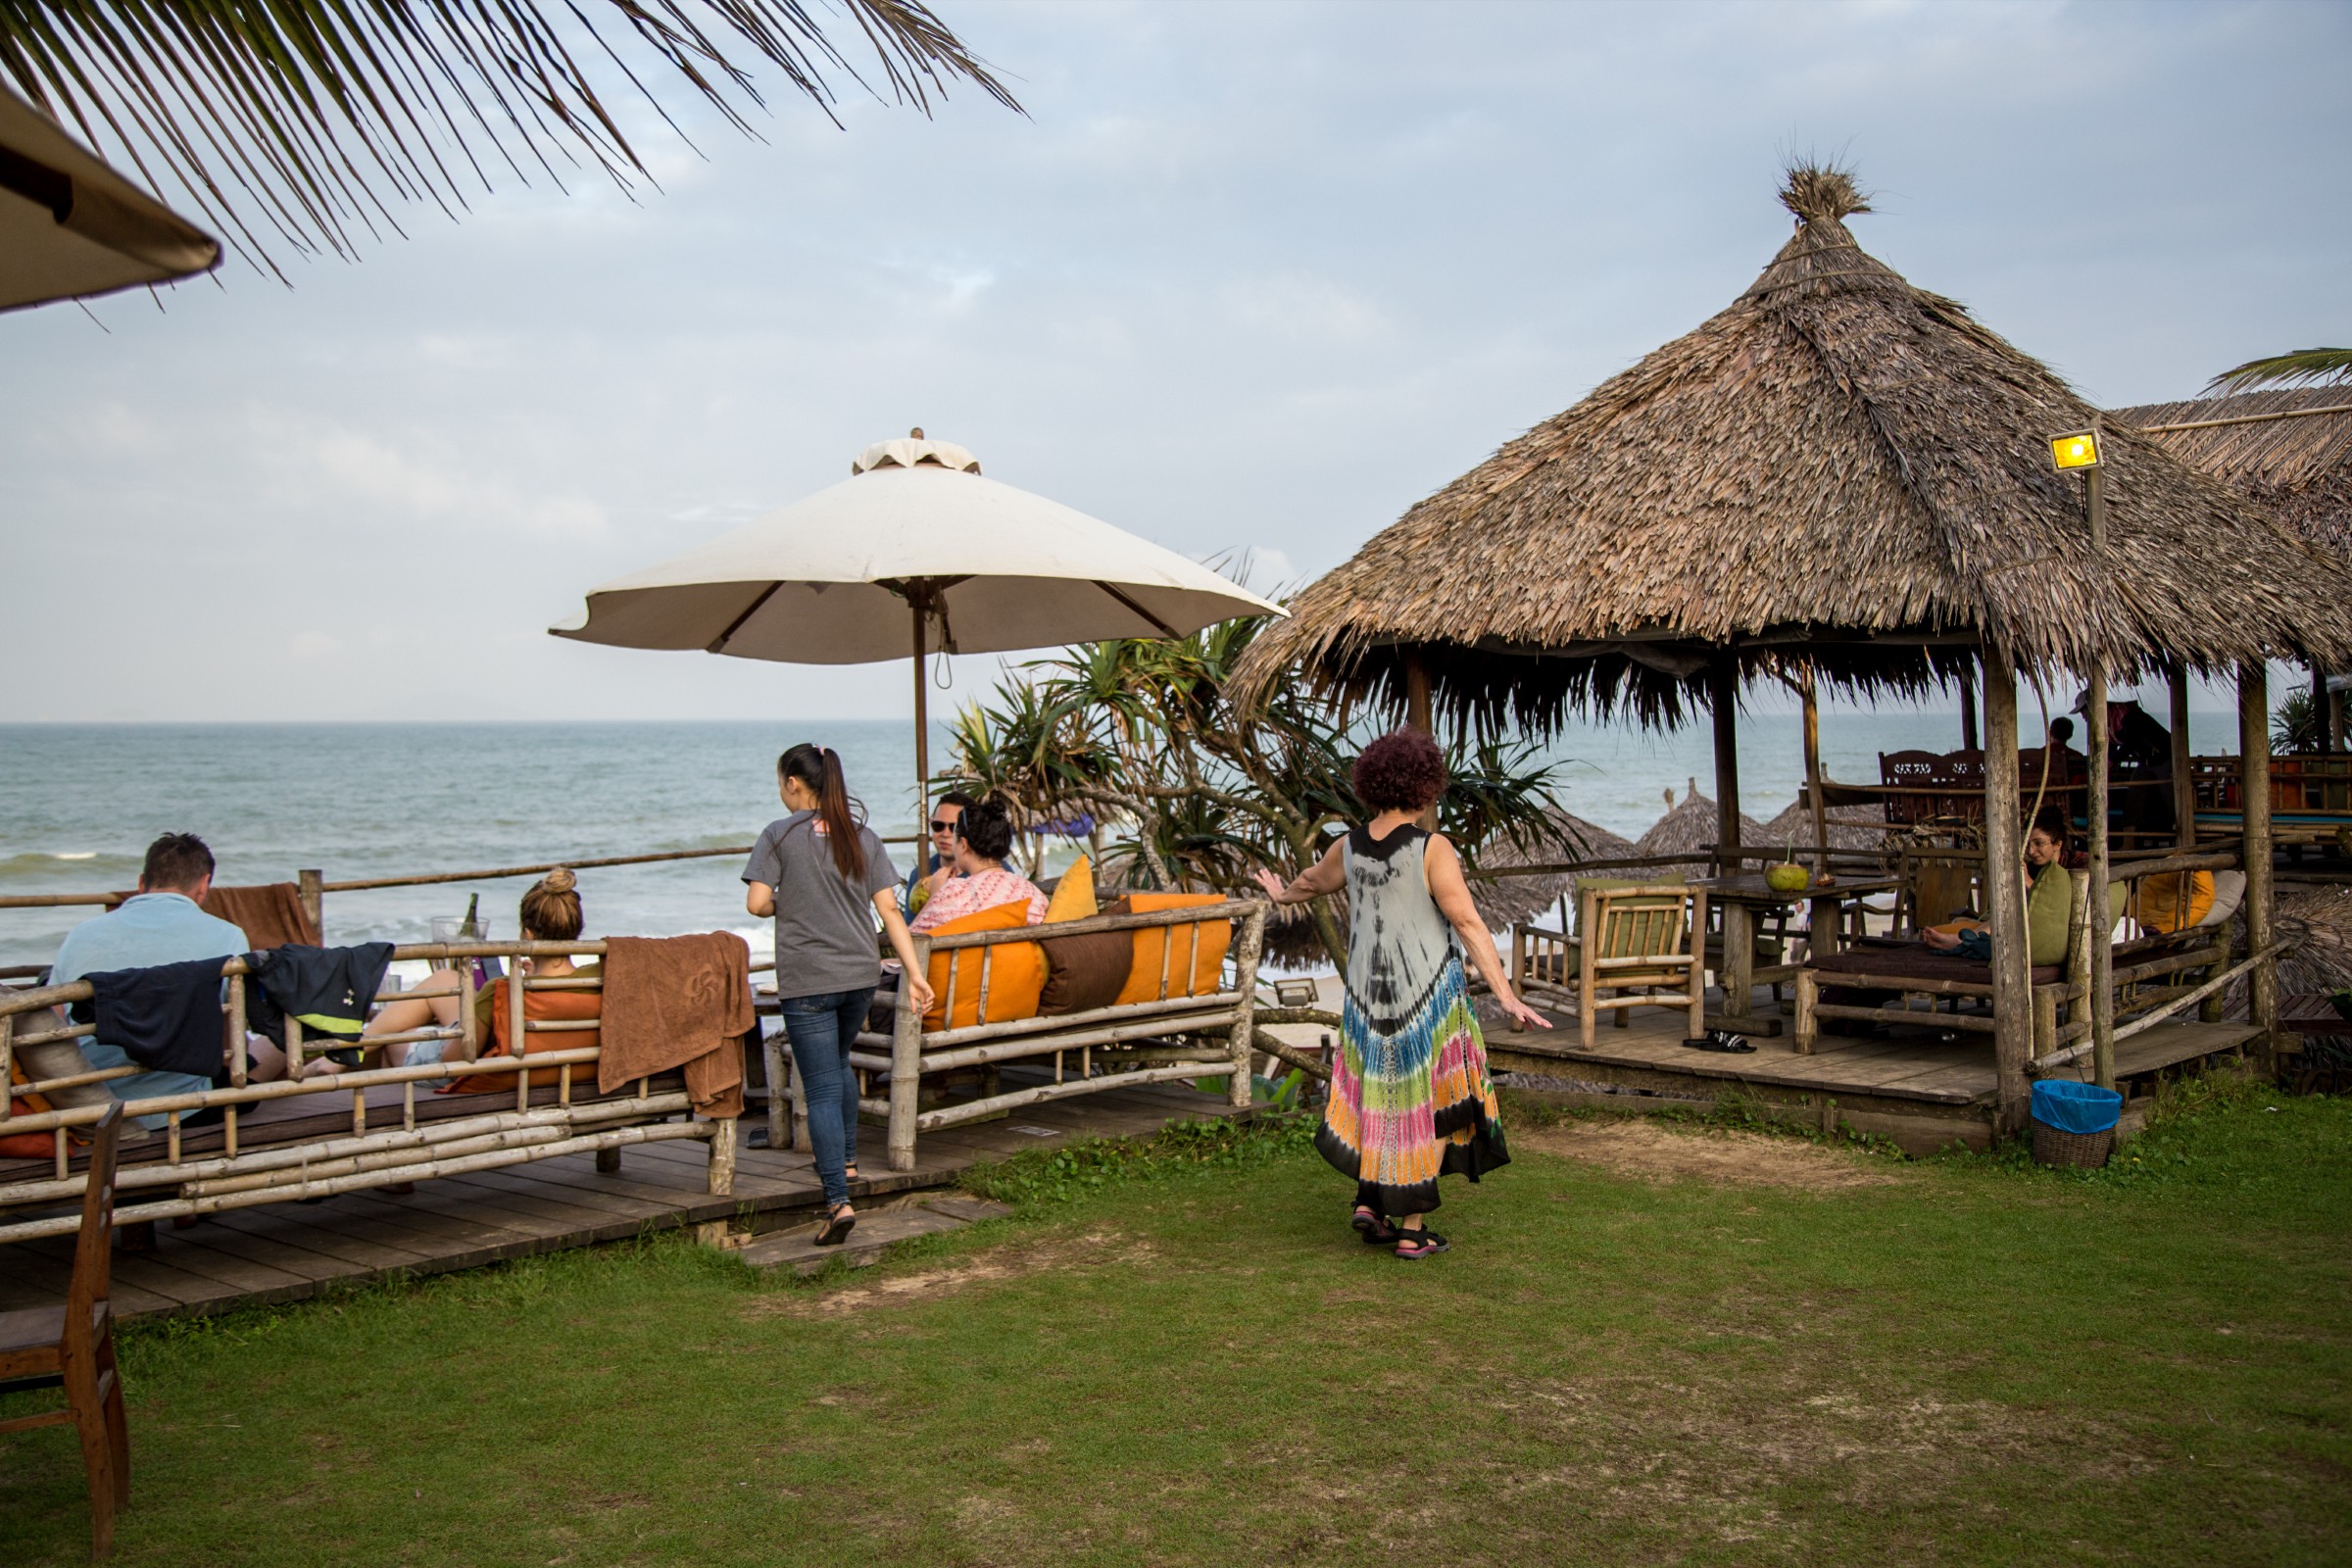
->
[909, 800, 1048, 932]
[1918, 810, 2074, 968]
[356, 870, 599, 1083]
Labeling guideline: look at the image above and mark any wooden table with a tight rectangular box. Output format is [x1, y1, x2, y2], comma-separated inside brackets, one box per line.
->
[1691, 873, 1902, 1036]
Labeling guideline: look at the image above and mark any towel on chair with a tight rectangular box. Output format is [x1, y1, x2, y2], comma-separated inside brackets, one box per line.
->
[599, 933, 752, 1117]
[202, 884, 320, 951]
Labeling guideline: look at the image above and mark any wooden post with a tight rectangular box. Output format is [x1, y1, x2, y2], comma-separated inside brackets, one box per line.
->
[510, 961, 530, 1111]
[1958, 667, 1981, 752]
[887, 936, 929, 1172]
[1801, 663, 1829, 877]
[705, 1115, 737, 1197]
[2169, 663, 2196, 849]
[2086, 661, 2115, 1092]
[1686, 886, 1709, 1043]
[1709, 656, 1742, 863]
[1403, 652, 1438, 831]
[297, 869, 323, 943]
[1984, 651, 2033, 1136]
[2239, 662, 2278, 1071]
[1793, 968, 1817, 1054]
[2315, 662, 2331, 754]
[1227, 906, 1265, 1107]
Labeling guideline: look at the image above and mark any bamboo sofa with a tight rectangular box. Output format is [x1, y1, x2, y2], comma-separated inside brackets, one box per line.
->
[761, 900, 1268, 1171]
[1791, 850, 2250, 1069]
[0, 940, 736, 1248]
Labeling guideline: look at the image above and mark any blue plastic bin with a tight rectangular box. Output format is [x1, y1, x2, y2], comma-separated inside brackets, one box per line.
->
[2030, 1080, 2122, 1136]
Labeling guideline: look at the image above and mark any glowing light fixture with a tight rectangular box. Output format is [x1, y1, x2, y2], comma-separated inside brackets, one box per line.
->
[2049, 430, 2102, 471]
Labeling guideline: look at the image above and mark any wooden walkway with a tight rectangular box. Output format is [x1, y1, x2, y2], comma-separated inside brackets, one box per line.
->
[0, 1076, 1250, 1323]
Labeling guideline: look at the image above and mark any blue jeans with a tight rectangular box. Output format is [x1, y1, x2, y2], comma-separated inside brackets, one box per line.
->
[779, 987, 874, 1208]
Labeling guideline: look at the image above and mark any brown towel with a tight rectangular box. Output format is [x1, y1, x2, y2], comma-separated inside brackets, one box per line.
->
[598, 934, 753, 1118]
[202, 884, 320, 951]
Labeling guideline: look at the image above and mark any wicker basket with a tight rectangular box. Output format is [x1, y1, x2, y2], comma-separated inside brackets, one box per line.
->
[2031, 1117, 2114, 1169]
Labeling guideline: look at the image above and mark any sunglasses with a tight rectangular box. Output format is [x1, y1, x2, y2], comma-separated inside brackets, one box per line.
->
[930, 819, 956, 834]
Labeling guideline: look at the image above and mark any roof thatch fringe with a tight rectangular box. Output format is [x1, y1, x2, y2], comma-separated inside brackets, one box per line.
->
[1469, 808, 1637, 926]
[2110, 388, 2351, 560]
[1231, 163, 2352, 734]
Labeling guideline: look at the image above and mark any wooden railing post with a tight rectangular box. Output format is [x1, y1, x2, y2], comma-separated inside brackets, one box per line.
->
[1228, 907, 1265, 1108]
[888, 936, 929, 1172]
[1984, 651, 2033, 1136]
[2239, 662, 2278, 1071]
[2086, 661, 2116, 1091]
[297, 868, 323, 941]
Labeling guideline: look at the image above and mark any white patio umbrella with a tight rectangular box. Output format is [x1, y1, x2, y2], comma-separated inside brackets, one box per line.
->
[1, 82, 220, 311]
[552, 431, 1284, 808]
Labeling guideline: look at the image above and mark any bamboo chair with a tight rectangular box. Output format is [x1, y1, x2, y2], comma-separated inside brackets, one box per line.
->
[1517, 884, 1707, 1049]
[0, 1102, 129, 1558]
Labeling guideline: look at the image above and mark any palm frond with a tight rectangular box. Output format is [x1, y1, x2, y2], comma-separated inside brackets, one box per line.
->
[1, 0, 1017, 277]
[2204, 347, 2352, 394]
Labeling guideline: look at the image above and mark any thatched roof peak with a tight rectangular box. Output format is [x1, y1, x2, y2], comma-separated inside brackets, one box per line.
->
[1232, 165, 2352, 734]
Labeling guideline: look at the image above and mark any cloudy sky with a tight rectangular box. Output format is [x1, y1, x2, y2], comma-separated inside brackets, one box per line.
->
[5, 0, 2346, 723]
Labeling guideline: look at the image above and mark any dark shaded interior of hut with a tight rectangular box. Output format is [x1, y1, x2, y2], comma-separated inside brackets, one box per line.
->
[1232, 163, 2352, 1150]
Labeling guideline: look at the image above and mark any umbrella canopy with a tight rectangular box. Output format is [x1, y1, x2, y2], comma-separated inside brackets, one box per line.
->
[1, 82, 219, 311]
[553, 433, 1280, 663]
[1229, 164, 2352, 733]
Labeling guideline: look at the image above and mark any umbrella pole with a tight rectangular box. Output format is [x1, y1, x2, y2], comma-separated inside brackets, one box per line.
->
[911, 599, 930, 829]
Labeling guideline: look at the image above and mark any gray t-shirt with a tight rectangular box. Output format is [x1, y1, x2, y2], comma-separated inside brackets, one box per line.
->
[743, 811, 901, 1000]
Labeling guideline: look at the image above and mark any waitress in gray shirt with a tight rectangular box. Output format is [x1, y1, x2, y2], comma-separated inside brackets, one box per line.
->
[745, 743, 933, 1246]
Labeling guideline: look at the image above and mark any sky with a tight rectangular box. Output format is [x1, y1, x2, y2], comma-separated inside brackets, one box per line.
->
[3, 0, 2346, 724]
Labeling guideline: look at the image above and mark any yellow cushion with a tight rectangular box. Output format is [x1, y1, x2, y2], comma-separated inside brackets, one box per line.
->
[2127, 870, 2215, 936]
[922, 901, 1045, 1032]
[1043, 857, 1099, 923]
[1112, 893, 1232, 1005]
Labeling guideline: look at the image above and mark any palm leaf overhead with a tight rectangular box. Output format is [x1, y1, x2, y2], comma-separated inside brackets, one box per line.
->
[3, 0, 1016, 279]
[2205, 348, 2352, 394]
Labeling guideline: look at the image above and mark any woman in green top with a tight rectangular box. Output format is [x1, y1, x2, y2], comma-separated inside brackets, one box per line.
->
[1922, 810, 2075, 967]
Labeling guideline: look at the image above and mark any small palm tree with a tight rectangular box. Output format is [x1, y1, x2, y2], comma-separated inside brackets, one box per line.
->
[2205, 349, 2352, 394]
[4, 0, 1013, 280]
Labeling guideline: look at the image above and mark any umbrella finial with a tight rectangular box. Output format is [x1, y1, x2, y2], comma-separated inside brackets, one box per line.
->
[909, 426, 924, 439]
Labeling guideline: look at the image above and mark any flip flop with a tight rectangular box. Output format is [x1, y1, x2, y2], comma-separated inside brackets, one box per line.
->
[1351, 1205, 1399, 1246]
[813, 1203, 858, 1247]
[1683, 1031, 1756, 1054]
[1395, 1230, 1449, 1261]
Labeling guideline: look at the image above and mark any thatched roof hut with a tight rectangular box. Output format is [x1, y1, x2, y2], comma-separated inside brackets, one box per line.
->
[1758, 798, 1887, 854]
[2109, 388, 2351, 560]
[1469, 807, 1638, 923]
[1635, 780, 1767, 860]
[1230, 166, 2352, 733]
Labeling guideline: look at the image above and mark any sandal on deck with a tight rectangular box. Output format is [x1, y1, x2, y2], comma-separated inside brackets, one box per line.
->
[814, 1203, 858, 1247]
[1683, 1030, 1755, 1054]
[1351, 1205, 1399, 1246]
[1394, 1230, 1449, 1261]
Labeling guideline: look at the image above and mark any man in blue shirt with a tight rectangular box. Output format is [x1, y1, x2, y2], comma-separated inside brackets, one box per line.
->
[903, 792, 975, 917]
[48, 833, 250, 1128]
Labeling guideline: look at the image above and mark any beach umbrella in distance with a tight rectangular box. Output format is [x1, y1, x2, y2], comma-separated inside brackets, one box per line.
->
[0, 82, 219, 311]
[551, 430, 1284, 812]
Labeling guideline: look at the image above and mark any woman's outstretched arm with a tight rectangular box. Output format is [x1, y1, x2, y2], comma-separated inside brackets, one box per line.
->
[1251, 840, 1346, 905]
[1423, 834, 1551, 1032]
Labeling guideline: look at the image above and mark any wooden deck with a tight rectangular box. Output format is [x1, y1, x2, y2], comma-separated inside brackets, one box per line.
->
[0, 1075, 1250, 1324]
[1488, 994, 2264, 1153]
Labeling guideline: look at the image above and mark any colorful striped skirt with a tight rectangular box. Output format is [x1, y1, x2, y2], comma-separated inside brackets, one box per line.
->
[1315, 956, 1509, 1216]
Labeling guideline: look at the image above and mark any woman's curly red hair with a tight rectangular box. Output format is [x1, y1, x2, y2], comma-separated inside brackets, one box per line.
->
[1351, 728, 1446, 813]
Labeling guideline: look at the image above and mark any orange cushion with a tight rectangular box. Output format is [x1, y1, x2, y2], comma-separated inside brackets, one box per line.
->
[1112, 893, 1232, 1006]
[444, 979, 605, 1095]
[922, 900, 1046, 1032]
[4, 1061, 55, 1159]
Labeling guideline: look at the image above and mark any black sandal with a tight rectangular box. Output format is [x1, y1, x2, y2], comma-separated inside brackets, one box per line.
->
[814, 1202, 858, 1247]
[1395, 1229, 1449, 1260]
[1683, 1030, 1756, 1054]
[1350, 1205, 1399, 1245]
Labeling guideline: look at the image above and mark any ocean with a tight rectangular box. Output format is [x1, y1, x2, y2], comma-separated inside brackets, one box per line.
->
[0, 710, 2247, 968]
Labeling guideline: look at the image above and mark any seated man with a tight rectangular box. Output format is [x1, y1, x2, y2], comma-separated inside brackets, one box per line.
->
[46, 833, 253, 1129]
[903, 791, 976, 921]
[910, 800, 1048, 932]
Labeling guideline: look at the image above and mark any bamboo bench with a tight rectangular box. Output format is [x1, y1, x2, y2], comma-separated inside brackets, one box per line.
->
[760, 901, 1268, 1171]
[0, 940, 737, 1247]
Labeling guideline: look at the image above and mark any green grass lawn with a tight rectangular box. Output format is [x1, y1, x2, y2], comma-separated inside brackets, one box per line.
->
[4, 1077, 2348, 1567]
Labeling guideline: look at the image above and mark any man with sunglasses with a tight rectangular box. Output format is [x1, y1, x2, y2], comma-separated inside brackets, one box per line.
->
[904, 791, 977, 919]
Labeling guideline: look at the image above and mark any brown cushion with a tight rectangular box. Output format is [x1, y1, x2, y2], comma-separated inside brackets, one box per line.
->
[1039, 897, 1136, 1016]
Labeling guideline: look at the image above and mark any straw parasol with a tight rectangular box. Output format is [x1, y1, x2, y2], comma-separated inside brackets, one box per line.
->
[1230, 165, 2352, 733]
[1, 81, 218, 311]
[2110, 388, 2352, 561]
[1468, 806, 1635, 925]
[1634, 780, 1767, 862]
[553, 431, 1282, 809]
[1758, 798, 1886, 855]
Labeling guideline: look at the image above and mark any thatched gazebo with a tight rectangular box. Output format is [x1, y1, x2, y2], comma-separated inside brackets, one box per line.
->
[1231, 164, 2352, 1129]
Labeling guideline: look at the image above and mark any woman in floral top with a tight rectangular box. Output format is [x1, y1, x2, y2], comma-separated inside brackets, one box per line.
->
[911, 799, 1048, 931]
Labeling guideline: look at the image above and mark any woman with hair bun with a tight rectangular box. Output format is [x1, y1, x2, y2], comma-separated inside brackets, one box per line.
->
[745, 743, 933, 1247]
[358, 868, 597, 1073]
[1255, 728, 1546, 1260]
[909, 798, 1048, 933]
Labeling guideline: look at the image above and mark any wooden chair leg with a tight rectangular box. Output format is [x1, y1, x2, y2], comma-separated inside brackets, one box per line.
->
[67, 1361, 115, 1558]
[99, 1330, 128, 1508]
[1612, 989, 1629, 1028]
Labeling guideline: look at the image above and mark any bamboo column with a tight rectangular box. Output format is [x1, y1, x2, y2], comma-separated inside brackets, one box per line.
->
[1227, 906, 1266, 1107]
[1958, 668, 1981, 752]
[1800, 663, 1830, 877]
[1984, 650, 2033, 1135]
[298, 868, 323, 941]
[2239, 662, 2278, 1071]
[2085, 662, 2115, 1091]
[1709, 656, 1742, 861]
[1403, 652, 1439, 831]
[887, 935, 930, 1172]
[2169, 663, 2196, 849]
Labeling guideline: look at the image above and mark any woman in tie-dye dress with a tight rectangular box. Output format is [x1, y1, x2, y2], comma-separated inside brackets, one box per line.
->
[1255, 728, 1549, 1259]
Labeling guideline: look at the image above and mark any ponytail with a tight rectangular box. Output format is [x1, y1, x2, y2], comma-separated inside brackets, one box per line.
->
[778, 743, 867, 882]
